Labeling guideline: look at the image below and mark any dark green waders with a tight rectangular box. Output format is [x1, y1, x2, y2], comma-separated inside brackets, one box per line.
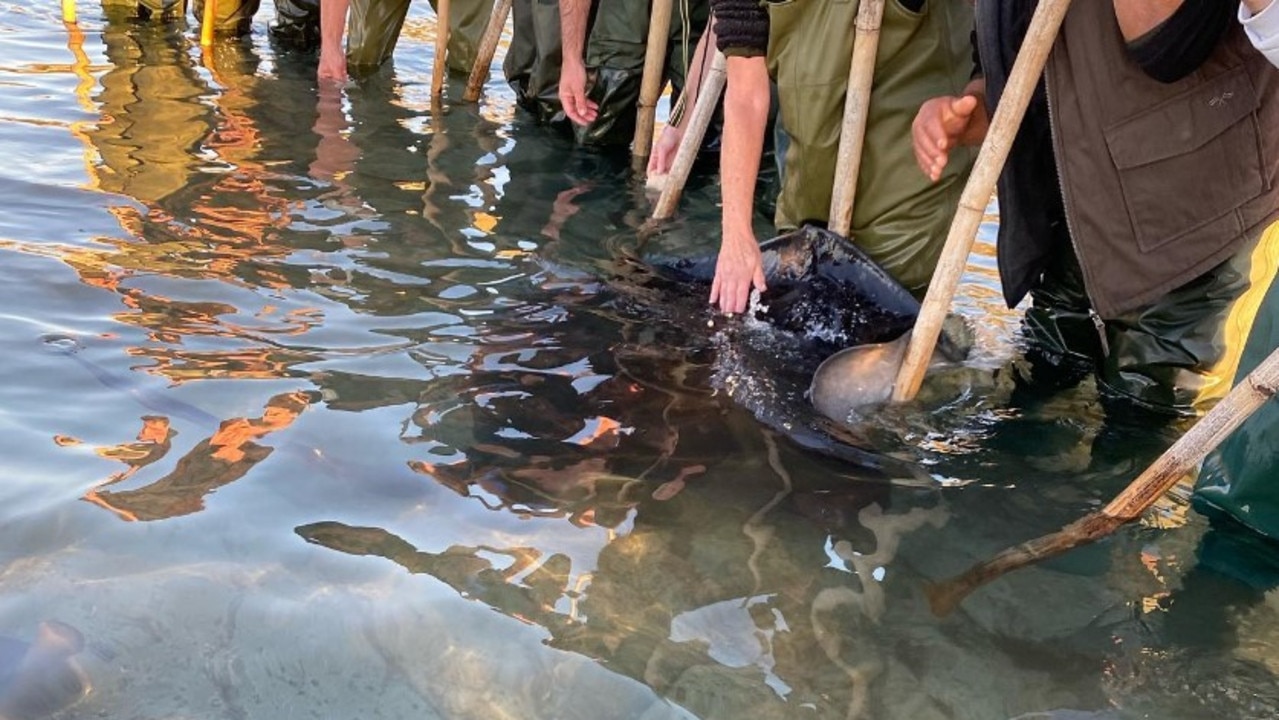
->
[504, 0, 567, 123]
[1191, 222, 1279, 544]
[504, 0, 710, 145]
[578, 0, 709, 146]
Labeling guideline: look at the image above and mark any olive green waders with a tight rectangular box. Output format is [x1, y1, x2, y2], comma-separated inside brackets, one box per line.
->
[341, 0, 495, 72]
[103, 0, 191, 23]
[188, 0, 494, 73]
[765, 0, 974, 294]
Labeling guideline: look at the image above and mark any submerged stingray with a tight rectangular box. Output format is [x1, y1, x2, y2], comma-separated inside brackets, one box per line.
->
[0, 621, 90, 720]
[645, 226, 968, 425]
[649, 225, 921, 350]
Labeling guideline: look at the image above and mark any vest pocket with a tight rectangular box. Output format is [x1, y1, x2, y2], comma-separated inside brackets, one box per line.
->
[1102, 67, 1264, 253]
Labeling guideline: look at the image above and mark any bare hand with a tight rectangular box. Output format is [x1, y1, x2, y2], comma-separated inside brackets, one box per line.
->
[647, 125, 683, 175]
[559, 59, 598, 125]
[709, 229, 767, 314]
[912, 94, 983, 182]
[318, 47, 348, 83]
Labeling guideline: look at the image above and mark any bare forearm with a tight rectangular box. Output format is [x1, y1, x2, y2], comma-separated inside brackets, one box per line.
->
[1243, 0, 1272, 13]
[321, 0, 349, 52]
[720, 57, 769, 237]
[561, 0, 590, 67]
[1113, 0, 1183, 40]
[673, 25, 716, 130]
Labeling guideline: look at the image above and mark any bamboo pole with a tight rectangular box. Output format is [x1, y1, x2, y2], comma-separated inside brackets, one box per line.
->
[652, 50, 726, 220]
[890, 0, 1072, 403]
[463, 0, 513, 102]
[927, 345, 1279, 617]
[432, 0, 453, 100]
[62, 0, 76, 24]
[200, 0, 217, 48]
[632, 0, 675, 169]
[827, 0, 884, 237]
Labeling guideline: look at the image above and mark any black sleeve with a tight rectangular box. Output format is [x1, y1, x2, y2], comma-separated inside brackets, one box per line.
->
[971, 28, 982, 79]
[1126, 0, 1234, 83]
[710, 0, 769, 58]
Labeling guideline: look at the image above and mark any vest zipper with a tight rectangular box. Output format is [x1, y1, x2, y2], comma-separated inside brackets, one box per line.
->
[1088, 309, 1110, 357]
[1044, 50, 1109, 358]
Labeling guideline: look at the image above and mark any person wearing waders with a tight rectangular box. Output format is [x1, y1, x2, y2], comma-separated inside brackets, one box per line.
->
[316, 0, 496, 82]
[913, 0, 1279, 570]
[702, 0, 977, 316]
[553, 0, 711, 147]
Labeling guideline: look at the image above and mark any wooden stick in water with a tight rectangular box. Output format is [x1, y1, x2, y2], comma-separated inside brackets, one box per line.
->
[652, 50, 726, 220]
[201, 0, 217, 47]
[432, 0, 453, 100]
[827, 0, 884, 238]
[463, 0, 513, 103]
[62, 0, 76, 24]
[927, 345, 1279, 618]
[890, 0, 1073, 402]
[633, 0, 675, 169]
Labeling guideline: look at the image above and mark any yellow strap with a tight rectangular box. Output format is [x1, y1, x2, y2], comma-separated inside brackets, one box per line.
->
[1196, 219, 1279, 411]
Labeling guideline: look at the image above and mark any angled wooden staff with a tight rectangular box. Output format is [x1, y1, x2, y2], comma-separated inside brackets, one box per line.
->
[633, 0, 676, 169]
[463, 0, 513, 102]
[652, 50, 726, 220]
[890, 0, 1072, 402]
[928, 345, 1279, 617]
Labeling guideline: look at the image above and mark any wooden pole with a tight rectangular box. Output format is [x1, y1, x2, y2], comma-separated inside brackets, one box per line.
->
[463, 0, 513, 103]
[827, 0, 884, 237]
[890, 0, 1072, 403]
[652, 50, 726, 220]
[62, 0, 76, 24]
[432, 0, 453, 100]
[927, 345, 1279, 617]
[201, 0, 217, 48]
[632, 0, 675, 169]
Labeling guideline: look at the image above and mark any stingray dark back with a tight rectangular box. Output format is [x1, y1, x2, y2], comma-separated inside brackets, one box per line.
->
[651, 226, 920, 349]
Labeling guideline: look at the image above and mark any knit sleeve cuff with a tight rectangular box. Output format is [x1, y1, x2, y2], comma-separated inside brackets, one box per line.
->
[710, 0, 770, 57]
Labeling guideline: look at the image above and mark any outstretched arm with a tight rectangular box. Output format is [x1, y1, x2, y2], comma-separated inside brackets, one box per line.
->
[559, 0, 598, 125]
[709, 54, 769, 314]
[319, 0, 350, 82]
[649, 22, 717, 175]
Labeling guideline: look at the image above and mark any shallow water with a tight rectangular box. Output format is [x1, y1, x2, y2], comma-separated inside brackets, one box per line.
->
[1, 4, 1278, 719]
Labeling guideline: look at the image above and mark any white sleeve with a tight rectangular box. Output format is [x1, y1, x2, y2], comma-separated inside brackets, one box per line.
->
[1241, 1, 1279, 68]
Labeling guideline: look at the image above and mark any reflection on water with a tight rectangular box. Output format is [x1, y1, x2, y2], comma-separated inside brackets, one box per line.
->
[1, 4, 1277, 720]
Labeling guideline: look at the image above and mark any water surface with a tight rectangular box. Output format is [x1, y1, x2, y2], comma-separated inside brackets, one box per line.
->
[2, 4, 1277, 719]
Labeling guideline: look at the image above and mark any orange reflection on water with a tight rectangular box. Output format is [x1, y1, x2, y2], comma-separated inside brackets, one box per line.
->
[128, 345, 313, 385]
[83, 391, 310, 522]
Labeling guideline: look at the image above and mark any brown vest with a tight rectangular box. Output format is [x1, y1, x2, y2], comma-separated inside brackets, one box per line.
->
[1046, 0, 1279, 317]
